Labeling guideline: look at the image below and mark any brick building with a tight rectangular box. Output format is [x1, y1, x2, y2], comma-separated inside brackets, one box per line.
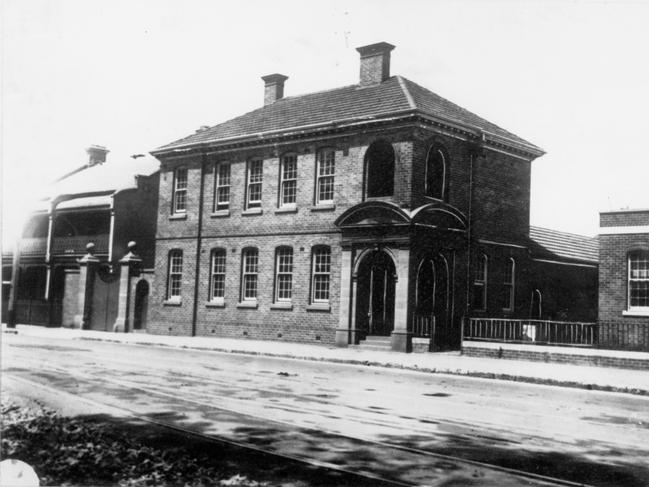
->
[147, 42, 597, 352]
[4, 147, 159, 331]
[598, 208, 649, 350]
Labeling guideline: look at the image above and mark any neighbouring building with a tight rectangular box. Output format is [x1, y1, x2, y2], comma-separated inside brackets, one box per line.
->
[598, 208, 649, 351]
[5, 146, 159, 332]
[146, 42, 598, 352]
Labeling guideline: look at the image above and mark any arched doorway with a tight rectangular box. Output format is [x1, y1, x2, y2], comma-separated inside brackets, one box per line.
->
[364, 140, 395, 198]
[414, 255, 450, 350]
[133, 280, 149, 331]
[356, 250, 396, 338]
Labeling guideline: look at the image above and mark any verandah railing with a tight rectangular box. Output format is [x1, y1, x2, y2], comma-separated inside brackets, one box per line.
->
[465, 318, 597, 347]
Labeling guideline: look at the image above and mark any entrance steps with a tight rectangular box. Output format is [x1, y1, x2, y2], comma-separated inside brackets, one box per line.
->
[352, 335, 393, 352]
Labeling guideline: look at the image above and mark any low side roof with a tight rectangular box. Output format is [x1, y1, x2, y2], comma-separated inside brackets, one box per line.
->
[44, 156, 159, 202]
[528, 226, 598, 264]
[154, 75, 543, 156]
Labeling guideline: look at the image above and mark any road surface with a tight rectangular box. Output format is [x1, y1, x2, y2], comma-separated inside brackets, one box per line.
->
[2, 332, 649, 486]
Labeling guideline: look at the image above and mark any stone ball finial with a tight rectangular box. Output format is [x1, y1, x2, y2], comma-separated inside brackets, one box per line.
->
[127, 241, 137, 252]
[86, 242, 96, 254]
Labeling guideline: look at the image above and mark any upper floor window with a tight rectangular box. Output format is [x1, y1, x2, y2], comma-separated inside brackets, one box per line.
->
[501, 258, 515, 311]
[167, 250, 183, 300]
[279, 154, 298, 207]
[241, 248, 259, 301]
[275, 247, 294, 302]
[246, 160, 263, 209]
[315, 149, 335, 205]
[365, 140, 395, 198]
[629, 251, 649, 310]
[311, 246, 331, 303]
[210, 248, 226, 301]
[173, 168, 188, 213]
[425, 146, 447, 200]
[473, 254, 488, 311]
[214, 163, 231, 211]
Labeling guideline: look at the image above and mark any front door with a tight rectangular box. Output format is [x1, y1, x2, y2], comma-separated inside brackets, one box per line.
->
[356, 251, 396, 337]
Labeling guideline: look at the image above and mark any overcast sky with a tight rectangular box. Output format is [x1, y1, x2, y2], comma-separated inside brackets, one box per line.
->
[2, 0, 649, 246]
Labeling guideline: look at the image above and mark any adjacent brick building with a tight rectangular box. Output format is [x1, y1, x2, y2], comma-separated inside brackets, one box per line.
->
[147, 42, 598, 352]
[598, 208, 649, 350]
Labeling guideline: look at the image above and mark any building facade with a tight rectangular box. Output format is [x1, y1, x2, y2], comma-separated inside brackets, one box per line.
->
[147, 42, 597, 352]
[5, 147, 159, 331]
[599, 208, 649, 350]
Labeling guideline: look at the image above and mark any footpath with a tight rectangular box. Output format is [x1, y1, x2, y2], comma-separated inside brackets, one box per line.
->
[5, 324, 649, 396]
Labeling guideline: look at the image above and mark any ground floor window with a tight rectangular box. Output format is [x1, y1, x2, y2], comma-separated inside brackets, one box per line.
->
[210, 249, 226, 301]
[629, 250, 649, 309]
[501, 258, 515, 311]
[311, 246, 331, 303]
[275, 247, 293, 301]
[241, 248, 259, 301]
[167, 250, 183, 300]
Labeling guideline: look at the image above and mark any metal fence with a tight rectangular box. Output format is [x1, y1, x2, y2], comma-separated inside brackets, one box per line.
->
[412, 314, 434, 338]
[465, 318, 597, 347]
[597, 321, 649, 352]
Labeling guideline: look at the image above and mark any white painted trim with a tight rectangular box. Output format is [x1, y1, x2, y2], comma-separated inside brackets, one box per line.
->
[532, 258, 598, 268]
[623, 309, 649, 317]
[599, 225, 649, 235]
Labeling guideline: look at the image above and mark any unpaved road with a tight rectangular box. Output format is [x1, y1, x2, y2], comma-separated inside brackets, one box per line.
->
[2, 332, 649, 486]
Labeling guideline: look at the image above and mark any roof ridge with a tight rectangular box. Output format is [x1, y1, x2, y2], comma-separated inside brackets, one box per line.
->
[396, 75, 416, 110]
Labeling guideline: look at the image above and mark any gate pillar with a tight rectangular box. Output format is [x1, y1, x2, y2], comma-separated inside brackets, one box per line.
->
[391, 247, 412, 352]
[113, 241, 142, 333]
[73, 243, 100, 329]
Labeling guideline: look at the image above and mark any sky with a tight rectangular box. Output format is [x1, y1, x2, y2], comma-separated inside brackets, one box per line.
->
[2, 0, 649, 248]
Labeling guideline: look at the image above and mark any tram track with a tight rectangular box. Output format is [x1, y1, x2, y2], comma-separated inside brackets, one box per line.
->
[4, 353, 598, 487]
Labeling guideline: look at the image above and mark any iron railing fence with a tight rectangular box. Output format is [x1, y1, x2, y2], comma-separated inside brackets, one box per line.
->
[597, 321, 649, 352]
[465, 318, 597, 347]
[412, 314, 434, 338]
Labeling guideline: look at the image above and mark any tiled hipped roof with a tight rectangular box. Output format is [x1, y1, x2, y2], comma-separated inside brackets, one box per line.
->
[154, 76, 542, 155]
[528, 226, 598, 264]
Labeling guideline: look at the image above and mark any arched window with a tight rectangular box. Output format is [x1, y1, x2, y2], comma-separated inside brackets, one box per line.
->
[473, 254, 488, 311]
[502, 258, 515, 311]
[209, 248, 226, 302]
[425, 146, 447, 200]
[628, 250, 649, 310]
[365, 140, 395, 198]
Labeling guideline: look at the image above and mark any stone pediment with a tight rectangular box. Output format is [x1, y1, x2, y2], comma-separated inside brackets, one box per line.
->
[335, 201, 466, 231]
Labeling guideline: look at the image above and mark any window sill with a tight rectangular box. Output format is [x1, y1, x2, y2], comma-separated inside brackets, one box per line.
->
[237, 300, 258, 309]
[306, 303, 331, 312]
[206, 300, 225, 308]
[623, 309, 649, 317]
[275, 206, 298, 214]
[310, 203, 335, 212]
[163, 299, 182, 306]
[210, 210, 230, 218]
[242, 208, 263, 216]
[169, 213, 187, 220]
[270, 302, 293, 310]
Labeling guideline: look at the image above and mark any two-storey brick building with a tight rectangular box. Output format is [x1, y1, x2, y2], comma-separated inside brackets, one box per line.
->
[148, 42, 597, 352]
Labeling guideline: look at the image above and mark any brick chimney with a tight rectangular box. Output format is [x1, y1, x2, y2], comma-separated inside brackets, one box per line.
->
[356, 42, 395, 86]
[86, 145, 109, 166]
[261, 74, 288, 105]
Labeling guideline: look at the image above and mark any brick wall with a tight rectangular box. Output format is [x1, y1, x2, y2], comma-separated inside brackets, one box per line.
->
[600, 210, 649, 227]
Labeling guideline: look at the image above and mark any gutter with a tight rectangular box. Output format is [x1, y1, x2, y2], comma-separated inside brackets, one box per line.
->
[151, 110, 544, 160]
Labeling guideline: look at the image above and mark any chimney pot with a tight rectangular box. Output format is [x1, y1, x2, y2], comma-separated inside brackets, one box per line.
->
[356, 42, 395, 86]
[86, 145, 109, 166]
[261, 73, 288, 106]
